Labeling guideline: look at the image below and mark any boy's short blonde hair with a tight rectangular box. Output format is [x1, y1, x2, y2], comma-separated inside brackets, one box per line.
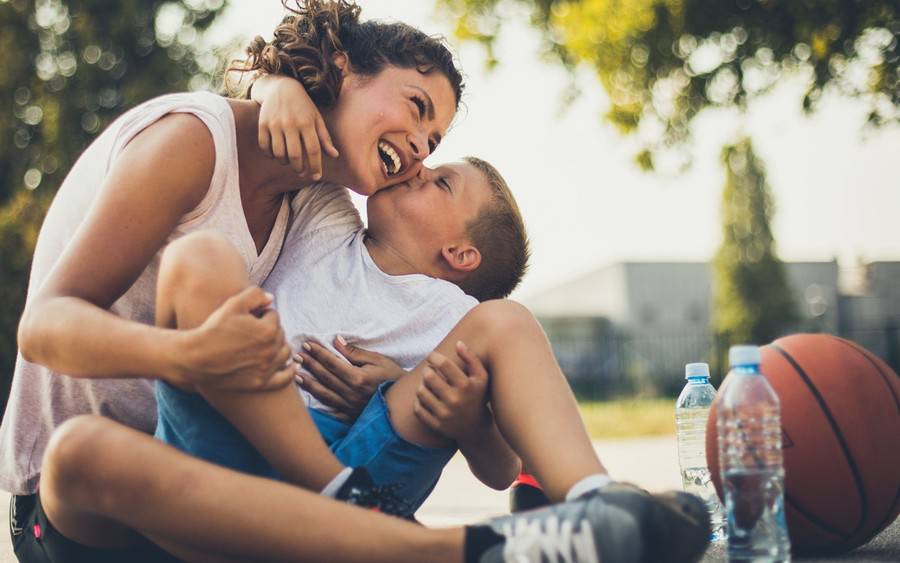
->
[458, 157, 530, 301]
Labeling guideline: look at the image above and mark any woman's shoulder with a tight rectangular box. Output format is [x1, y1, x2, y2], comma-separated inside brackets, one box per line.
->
[113, 111, 217, 214]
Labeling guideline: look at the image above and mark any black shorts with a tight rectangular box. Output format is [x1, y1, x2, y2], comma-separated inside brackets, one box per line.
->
[9, 492, 182, 563]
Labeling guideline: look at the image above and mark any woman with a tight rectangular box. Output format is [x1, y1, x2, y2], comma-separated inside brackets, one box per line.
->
[3, 0, 462, 559]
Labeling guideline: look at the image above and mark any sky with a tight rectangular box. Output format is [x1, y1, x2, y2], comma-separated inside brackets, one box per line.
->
[207, 1, 900, 299]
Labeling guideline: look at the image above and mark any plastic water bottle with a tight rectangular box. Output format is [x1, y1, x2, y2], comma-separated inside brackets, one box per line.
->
[716, 345, 791, 562]
[675, 362, 727, 542]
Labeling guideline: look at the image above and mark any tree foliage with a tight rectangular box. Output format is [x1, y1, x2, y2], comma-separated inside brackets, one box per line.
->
[437, 0, 899, 168]
[712, 138, 796, 354]
[0, 0, 228, 409]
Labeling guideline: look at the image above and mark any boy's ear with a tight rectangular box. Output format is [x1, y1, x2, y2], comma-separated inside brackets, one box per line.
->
[441, 244, 481, 274]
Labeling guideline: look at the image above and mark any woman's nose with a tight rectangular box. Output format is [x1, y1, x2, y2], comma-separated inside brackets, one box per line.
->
[407, 131, 430, 160]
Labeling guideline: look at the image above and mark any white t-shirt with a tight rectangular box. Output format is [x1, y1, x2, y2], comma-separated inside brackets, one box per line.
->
[0, 92, 290, 494]
[263, 183, 478, 412]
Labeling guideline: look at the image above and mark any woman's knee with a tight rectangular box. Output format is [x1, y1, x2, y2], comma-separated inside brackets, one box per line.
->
[43, 415, 119, 504]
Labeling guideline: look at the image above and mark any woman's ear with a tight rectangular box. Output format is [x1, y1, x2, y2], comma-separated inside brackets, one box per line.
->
[441, 244, 481, 274]
[332, 52, 349, 75]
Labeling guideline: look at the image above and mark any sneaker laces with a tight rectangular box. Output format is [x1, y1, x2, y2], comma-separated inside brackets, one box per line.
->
[499, 514, 600, 563]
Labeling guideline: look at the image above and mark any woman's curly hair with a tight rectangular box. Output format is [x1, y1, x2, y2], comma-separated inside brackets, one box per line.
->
[230, 0, 463, 109]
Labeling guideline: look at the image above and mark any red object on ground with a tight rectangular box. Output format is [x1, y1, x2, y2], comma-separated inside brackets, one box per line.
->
[512, 472, 541, 489]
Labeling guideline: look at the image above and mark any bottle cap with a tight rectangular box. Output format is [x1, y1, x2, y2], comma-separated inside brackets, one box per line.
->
[684, 362, 710, 379]
[729, 345, 762, 367]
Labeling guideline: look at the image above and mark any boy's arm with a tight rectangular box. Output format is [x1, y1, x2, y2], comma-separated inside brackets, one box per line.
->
[456, 410, 521, 491]
[250, 74, 339, 180]
[414, 343, 522, 490]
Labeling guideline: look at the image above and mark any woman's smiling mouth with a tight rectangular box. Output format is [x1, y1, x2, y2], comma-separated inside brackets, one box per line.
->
[377, 140, 403, 176]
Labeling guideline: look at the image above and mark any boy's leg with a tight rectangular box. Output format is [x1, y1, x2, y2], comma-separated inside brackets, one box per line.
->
[40, 415, 464, 563]
[386, 300, 606, 502]
[155, 231, 343, 489]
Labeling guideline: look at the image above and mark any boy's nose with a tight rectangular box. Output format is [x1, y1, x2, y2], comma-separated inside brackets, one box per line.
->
[414, 166, 436, 184]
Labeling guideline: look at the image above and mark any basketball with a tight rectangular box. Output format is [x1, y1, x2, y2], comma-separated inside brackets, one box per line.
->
[705, 333, 900, 555]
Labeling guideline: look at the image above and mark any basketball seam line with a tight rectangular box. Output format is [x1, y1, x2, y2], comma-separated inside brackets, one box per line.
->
[834, 338, 900, 540]
[770, 343, 868, 542]
[836, 338, 900, 414]
[784, 491, 847, 539]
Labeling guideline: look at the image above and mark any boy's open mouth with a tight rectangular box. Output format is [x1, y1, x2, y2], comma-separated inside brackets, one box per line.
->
[378, 140, 402, 177]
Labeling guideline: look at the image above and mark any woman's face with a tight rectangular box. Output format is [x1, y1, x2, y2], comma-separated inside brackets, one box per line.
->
[322, 64, 457, 196]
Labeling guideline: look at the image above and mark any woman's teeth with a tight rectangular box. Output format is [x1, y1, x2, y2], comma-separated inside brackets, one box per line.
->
[378, 141, 401, 176]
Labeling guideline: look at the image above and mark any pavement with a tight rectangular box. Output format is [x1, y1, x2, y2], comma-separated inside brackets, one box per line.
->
[0, 435, 896, 562]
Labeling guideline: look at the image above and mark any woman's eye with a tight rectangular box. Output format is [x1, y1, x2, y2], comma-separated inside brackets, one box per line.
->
[411, 96, 426, 119]
[438, 177, 451, 191]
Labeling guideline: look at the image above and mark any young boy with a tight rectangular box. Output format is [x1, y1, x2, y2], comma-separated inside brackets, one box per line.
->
[155, 157, 528, 512]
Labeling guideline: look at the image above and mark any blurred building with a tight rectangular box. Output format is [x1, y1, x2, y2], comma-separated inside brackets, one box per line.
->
[525, 260, 899, 397]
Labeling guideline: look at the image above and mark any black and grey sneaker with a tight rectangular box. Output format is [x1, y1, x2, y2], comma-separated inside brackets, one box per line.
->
[472, 485, 710, 563]
[335, 467, 414, 519]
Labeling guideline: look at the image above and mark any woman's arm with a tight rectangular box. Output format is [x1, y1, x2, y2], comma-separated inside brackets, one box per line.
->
[18, 114, 290, 391]
[295, 338, 406, 420]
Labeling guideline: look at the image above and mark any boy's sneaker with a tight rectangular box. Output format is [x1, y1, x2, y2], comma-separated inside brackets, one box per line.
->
[472, 484, 710, 563]
[335, 467, 414, 519]
[509, 473, 550, 513]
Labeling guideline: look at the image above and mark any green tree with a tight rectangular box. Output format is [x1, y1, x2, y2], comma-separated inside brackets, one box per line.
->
[439, 0, 896, 373]
[0, 0, 228, 412]
[712, 139, 795, 370]
[437, 0, 899, 169]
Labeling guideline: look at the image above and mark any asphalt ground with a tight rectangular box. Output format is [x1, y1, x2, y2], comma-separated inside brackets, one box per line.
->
[1, 436, 896, 562]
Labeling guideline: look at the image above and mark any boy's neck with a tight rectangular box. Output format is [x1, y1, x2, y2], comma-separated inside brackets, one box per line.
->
[363, 233, 427, 277]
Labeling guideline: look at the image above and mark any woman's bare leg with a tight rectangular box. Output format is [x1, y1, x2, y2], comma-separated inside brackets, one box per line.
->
[40, 415, 464, 563]
[387, 300, 607, 502]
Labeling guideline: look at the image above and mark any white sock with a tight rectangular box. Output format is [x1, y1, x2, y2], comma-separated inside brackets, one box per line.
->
[565, 473, 614, 501]
[320, 467, 354, 498]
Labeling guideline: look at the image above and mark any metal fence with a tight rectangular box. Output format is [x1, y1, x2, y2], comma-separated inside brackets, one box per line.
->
[547, 326, 900, 400]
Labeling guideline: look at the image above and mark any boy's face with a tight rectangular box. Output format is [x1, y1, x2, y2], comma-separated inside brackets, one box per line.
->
[366, 162, 491, 264]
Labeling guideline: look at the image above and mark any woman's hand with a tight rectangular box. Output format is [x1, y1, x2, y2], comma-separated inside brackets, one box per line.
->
[176, 287, 296, 392]
[295, 337, 405, 421]
[251, 74, 339, 180]
[413, 341, 492, 442]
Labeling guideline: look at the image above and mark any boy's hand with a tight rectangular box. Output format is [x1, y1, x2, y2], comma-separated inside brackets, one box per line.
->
[251, 74, 339, 180]
[295, 337, 405, 421]
[414, 341, 491, 441]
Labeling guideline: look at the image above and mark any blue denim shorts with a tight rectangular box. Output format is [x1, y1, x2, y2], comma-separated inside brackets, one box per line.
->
[155, 381, 455, 512]
[310, 382, 457, 511]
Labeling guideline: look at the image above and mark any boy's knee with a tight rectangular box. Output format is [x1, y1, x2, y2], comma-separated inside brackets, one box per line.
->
[159, 231, 247, 296]
[467, 299, 537, 339]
